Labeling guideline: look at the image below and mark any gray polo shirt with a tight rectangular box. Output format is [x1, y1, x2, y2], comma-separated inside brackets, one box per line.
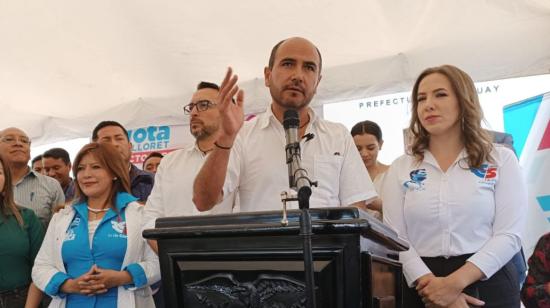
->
[14, 170, 65, 227]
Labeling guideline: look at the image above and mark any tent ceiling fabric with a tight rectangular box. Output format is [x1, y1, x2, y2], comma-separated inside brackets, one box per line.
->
[1, 0, 549, 145]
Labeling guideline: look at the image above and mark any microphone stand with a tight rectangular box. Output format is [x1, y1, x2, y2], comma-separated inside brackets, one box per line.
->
[299, 188, 316, 308]
[282, 134, 318, 308]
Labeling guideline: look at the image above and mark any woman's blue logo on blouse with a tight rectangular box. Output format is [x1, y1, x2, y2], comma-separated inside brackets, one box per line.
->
[111, 220, 127, 235]
[69, 217, 80, 228]
[470, 164, 498, 185]
[64, 217, 80, 241]
[65, 229, 76, 241]
[403, 169, 427, 191]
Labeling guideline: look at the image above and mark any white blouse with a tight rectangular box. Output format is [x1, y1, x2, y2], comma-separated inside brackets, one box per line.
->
[88, 219, 101, 249]
[382, 145, 526, 286]
[373, 171, 387, 196]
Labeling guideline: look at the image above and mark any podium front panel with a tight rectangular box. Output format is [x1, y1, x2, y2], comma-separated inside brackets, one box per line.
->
[158, 233, 361, 307]
[144, 208, 407, 307]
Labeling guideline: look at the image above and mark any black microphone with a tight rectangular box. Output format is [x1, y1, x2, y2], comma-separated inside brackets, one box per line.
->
[283, 109, 299, 188]
[283, 109, 312, 202]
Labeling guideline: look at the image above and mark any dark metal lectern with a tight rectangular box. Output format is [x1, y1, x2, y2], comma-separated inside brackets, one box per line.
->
[143, 207, 408, 308]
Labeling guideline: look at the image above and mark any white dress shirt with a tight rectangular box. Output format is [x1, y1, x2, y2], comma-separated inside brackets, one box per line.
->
[222, 107, 377, 212]
[382, 145, 526, 286]
[142, 145, 235, 231]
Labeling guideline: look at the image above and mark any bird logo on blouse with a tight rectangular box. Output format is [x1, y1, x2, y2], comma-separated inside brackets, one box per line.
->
[69, 217, 81, 228]
[111, 220, 127, 235]
[403, 169, 427, 191]
[470, 164, 498, 185]
[65, 229, 76, 241]
[63, 217, 80, 241]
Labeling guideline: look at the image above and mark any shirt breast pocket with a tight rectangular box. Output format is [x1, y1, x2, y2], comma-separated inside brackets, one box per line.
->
[312, 154, 343, 201]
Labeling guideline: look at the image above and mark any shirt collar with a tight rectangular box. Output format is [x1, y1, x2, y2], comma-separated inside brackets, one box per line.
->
[14, 168, 37, 186]
[114, 192, 138, 210]
[73, 192, 137, 220]
[423, 148, 468, 169]
[191, 142, 214, 156]
[258, 105, 320, 130]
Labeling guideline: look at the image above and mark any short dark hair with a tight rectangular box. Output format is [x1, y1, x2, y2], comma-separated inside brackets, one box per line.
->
[43, 148, 71, 165]
[92, 121, 129, 141]
[142, 151, 164, 169]
[268, 39, 323, 72]
[350, 120, 383, 143]
[197, 81, 220, 91]
[31, 154, 43, 165]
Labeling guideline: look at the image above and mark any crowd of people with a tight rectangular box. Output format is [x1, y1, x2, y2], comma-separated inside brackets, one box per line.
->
[0, 36, 546, 308]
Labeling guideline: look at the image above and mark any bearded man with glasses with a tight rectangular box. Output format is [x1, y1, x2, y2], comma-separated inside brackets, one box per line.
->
[141, 81, 237, 308]
[0, 127, 65, 227]
[143, 81, 236, 253]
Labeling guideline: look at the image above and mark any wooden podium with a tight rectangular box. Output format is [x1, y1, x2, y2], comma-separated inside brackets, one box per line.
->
[143, 207, 408, 308]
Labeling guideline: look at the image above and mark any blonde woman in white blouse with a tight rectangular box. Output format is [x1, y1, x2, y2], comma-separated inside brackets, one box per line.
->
[383, 65, 526, 308]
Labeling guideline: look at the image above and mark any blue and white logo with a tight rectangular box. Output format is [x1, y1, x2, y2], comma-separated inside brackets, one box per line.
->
[111, 220, 127, 235]
[403, 169, 427, 191]
[64, 229, 76, 241]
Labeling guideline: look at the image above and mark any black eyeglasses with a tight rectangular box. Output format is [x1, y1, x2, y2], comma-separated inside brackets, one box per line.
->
[183, 100, 217, 114]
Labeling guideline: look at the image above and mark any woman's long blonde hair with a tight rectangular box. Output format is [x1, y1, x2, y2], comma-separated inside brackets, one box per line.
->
[408, 65, 493, 168]
[0, 155, 24, 226]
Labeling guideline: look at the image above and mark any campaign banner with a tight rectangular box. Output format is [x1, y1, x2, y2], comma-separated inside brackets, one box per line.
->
[128, 124, 194, 167]
[126, 116, 260, 168]
[504, 92, 550, 256]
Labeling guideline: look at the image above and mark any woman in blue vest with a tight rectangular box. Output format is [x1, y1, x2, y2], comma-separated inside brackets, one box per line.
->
[32, 142, 160, 308]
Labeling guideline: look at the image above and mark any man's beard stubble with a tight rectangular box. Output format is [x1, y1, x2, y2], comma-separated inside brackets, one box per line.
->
[270, 88, 312, 111]
[191, 123, 219, 141]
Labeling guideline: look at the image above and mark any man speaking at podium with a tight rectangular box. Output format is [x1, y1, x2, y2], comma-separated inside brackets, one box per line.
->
[193, 37, 377, 212]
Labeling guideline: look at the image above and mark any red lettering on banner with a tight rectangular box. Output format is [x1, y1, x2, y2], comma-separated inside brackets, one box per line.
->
[130, 149, 175, 165]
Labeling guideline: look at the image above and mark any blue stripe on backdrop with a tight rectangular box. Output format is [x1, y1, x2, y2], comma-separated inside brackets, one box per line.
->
[537, 195, 550, 212]
[503, 95, 543, 157]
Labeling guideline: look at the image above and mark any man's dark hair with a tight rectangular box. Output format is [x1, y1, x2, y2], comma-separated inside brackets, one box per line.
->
[142, 151, 164, 169]
[197, 81, 220, 91]
[31, 154, 43, 165]
[43, 148, 71, 165]
[268, 39, 323, 72]
[92, 121, 129, 141]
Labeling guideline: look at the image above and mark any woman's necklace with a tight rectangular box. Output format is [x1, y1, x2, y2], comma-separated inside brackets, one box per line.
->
[87, 206, 109, 213]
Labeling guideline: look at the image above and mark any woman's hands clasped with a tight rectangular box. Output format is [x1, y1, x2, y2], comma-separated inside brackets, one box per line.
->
[61, 264, 132, 296]
[416, 273, 485, 307]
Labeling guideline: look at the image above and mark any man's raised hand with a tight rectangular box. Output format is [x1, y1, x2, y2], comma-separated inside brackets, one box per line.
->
[216, 67, 245, 147]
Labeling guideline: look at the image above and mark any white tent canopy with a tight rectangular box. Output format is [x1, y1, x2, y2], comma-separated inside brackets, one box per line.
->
[1, 0, 550, 145]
